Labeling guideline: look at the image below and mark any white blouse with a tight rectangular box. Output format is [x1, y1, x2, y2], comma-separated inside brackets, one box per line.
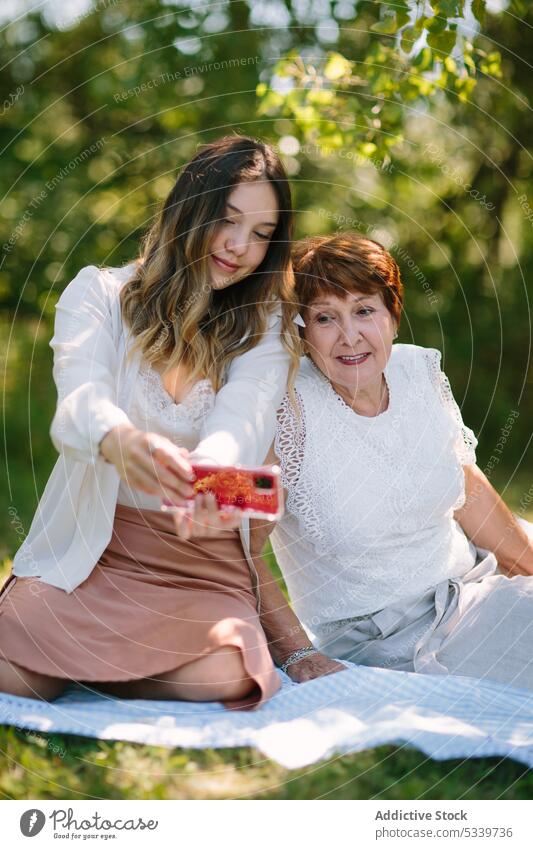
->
[271, 344, 479, 639]
[117, 360, 215, 511]
[12, 263, 289, 592]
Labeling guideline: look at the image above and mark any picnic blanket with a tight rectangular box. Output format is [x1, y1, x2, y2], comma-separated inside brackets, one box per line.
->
[1, 664, 533, 769]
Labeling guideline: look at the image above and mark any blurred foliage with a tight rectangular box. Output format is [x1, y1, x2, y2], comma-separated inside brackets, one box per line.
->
[0, 0, 531, 544]
[258, 0, 501, 158]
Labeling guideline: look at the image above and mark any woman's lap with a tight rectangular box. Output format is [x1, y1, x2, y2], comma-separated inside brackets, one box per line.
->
[433, 571, 533, 690]
[319, 549, 533, 691]
[0, 505, 280, 708]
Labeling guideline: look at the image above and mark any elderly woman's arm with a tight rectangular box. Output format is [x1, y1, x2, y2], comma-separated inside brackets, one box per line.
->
[455, 464, 533, 577]
[250, 517, 346, 682]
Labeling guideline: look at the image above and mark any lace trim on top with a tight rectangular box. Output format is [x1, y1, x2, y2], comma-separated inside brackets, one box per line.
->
[275, 388, 327, 549]
[137, 360, 215, 430]
[307, 356, 394, 422]
[423, 348, 477, 465]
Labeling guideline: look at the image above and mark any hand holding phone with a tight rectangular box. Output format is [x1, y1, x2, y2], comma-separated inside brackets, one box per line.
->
[162, 463, 284, 521]
[171, 491, 244, 540]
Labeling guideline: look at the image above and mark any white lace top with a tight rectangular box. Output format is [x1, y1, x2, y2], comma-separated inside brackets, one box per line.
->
[270, 344, 479, 639]
[117, 360, 215, 511]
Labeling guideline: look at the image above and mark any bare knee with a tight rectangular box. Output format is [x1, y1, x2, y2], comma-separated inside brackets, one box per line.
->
[164, 646, 256, 702]
[0, 659, 66, 701]
[95, 648, 257, 703]
[205, 646, 256, 701]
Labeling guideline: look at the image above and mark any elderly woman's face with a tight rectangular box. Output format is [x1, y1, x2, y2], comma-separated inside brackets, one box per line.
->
[303, 290, 396, 395]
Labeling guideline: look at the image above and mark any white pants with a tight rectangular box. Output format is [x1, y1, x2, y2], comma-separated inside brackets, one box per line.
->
[317, 519, 533, 692]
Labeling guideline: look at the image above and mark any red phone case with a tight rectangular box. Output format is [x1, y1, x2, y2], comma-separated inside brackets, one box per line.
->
[188, 463, 284, 520]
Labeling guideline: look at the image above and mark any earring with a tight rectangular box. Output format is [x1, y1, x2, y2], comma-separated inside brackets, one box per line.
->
[393, 330, 398, 340]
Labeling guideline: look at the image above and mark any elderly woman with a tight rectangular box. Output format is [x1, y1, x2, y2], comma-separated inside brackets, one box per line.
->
[248, 231, 533, 690]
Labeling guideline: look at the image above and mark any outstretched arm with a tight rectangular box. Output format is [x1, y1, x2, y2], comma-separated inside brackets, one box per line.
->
[49, 265, 133, 464]
[50, 265, 193, 502]
[190, 312, 291, 467]
[455, 464, 533, 577]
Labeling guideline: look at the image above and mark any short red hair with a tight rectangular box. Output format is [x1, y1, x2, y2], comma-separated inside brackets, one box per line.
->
[292, 232, 404, 326]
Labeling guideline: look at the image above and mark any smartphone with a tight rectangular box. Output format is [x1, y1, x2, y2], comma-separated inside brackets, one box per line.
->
[162, 463, 284, 520]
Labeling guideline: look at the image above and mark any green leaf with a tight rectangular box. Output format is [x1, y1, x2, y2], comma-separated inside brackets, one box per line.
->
[382, 0, 410, 20]
[427, 28, 457, 56]
[454, 75, 477, 102]
[471, 0, 486, 22]
[425, 14, 447, 34]
[444, 55, 457, 73]
[370, 14, 399, 35]
[431, 0, 463, 13]
[413, 15, 430, 34]
[401, 26, 416, 54]
[479, 51, 503, 79]
[411, 46, 434, 71]
[407, 74, 434, 96]
[394, 0, 411, 28]
[463, 51, 476, 72]
[256, 89, 285, 116]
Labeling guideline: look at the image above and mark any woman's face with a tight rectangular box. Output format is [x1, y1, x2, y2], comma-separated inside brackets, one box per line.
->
[208, 180, 279, 290]
[303, 290, 396, 396]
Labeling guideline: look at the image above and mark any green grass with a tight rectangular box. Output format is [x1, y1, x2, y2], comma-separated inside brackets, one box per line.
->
[1, 318, 532, 799]
[2, 718, 533, 800]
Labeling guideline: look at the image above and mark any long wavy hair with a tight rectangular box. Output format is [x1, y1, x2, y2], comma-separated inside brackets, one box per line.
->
[120, 135, 299, 391]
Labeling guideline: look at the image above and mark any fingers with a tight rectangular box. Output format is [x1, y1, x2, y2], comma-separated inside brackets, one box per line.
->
[193, 493, 212, 532]
[196, 493, 243, 533]
[150, 439, 194, 483]
[202, 493, 243, 530]
[125, 466, 168, 497]
[173, 507, 194, 540]
[133, 459, 193, 504]
[173, 495, 211, 539]
[140, 436, 196, 502]
[219, 509, 243, 529]
[172, 493, 243, 539]
[111, 429, 195, 504]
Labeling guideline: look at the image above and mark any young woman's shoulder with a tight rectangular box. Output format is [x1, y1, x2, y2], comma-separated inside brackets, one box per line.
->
[58, 262, 138, 308]
[102, 261, 139, 286]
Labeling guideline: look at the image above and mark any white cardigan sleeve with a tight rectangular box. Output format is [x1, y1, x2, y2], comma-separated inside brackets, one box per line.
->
[50, 264, 290, 469]
[190, 310, 291, 467]
[49, 265, 133, 466]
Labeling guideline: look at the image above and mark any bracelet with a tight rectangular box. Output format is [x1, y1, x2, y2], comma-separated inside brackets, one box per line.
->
[280, 646, 318, 674]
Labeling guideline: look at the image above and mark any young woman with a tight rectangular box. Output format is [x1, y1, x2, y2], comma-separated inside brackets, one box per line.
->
[0, 135, 299, 709]
[248, 232, 533, 691]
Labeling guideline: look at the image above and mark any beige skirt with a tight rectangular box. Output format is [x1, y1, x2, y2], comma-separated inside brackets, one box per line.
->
[0, 504, 280, 709]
